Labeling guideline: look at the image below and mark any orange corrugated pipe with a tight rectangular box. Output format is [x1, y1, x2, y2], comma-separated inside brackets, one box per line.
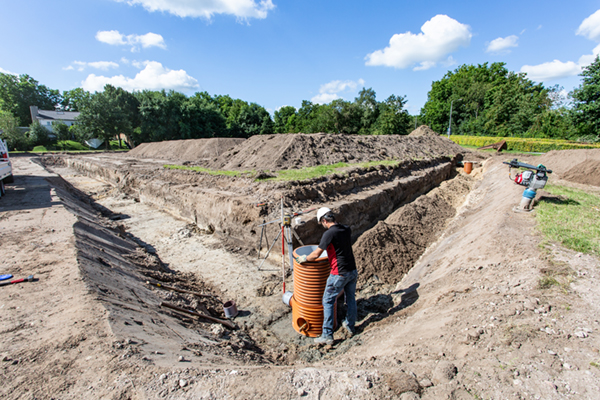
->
[287, 246, 332, 338]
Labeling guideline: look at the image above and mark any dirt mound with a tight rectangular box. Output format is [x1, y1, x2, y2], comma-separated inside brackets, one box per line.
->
[354, 173, 474, 284]
[408, 125, 440, 137]
[534, 148, 600, 186]
[203, 133, 468, 171]
[128, 138, 245, 162]
[563, 160, 600, 186]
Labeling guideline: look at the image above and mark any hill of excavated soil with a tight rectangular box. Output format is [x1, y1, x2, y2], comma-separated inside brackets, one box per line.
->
[534, 148, 600, 187]
[128, 138, 245, 162]
[408, 125, 440, 137]
[202, 133, 471, 171]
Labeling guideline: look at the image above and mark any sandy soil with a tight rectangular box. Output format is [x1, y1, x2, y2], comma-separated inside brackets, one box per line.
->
[1, 146, 600, 399]
[202, 133, 473, 171]
[128, 138, 245, 163]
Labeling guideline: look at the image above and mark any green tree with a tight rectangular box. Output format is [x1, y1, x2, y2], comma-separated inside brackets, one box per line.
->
[179, 93, 227, 139]
[373, 95, 411, 135]
[0, 73, 62, 125]
[29, 120, 53, 147]
[61, 88, 91, 111]
[274, 106, 298, 133]
[0, 110, 31, 150]
[331, 99, 361, 134]
[52, 121, 71, 141]
[77, 85, 133, 148]
[355, 88, 379, 135]
[420, 62, 551, 137]
[571, 55, 600, 138]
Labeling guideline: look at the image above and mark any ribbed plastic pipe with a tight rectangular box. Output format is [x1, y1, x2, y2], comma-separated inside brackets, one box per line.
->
[291, 245, 331, 337]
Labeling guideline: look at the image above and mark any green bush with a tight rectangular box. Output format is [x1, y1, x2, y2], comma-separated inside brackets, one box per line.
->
[450, 135, 600, 152]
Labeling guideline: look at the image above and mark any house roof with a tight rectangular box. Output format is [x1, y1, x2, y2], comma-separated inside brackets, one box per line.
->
[35, 109, 80, 121]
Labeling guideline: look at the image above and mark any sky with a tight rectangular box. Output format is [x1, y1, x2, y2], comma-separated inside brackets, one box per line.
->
[1, 0, 599, 115]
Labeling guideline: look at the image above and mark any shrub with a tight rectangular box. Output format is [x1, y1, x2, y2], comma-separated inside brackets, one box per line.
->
[450, 135, 600, 152]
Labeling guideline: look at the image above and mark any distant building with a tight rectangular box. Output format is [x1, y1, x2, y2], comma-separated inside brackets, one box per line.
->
[30, 106, 80, 132]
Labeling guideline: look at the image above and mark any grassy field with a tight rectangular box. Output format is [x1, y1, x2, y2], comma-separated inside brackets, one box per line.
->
[164, 159, 402, 181]
[536, 184, 600, 255]
[25, 140, 129, 153]
[451, 135, 600, 153]
[163, 165, 250, 177]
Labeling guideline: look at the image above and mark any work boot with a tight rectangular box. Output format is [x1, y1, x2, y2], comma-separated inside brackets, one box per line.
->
[342, 321, 355, 337]
[314, 335, 333, 345]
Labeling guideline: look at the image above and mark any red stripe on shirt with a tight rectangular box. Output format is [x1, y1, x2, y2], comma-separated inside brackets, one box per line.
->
[327, 243, 339, 275]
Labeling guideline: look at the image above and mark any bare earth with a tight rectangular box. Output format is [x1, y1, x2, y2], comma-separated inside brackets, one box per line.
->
[1, 142, 600, 399]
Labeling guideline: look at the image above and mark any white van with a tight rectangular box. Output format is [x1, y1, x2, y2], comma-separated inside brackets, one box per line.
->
[0, 139, 13, 197]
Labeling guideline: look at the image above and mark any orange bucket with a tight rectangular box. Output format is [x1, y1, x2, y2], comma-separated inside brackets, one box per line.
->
[464, 161, 473, 174]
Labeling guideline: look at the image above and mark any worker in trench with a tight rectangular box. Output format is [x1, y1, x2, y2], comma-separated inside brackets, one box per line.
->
[296, 207, 358, 345]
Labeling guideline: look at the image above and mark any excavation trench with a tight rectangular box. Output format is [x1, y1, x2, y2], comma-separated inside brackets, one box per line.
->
[41, 149, 478, 364]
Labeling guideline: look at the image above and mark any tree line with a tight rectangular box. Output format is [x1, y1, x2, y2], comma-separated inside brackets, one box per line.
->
[1, 56, 599, 150]
[419, 60, 599, 142]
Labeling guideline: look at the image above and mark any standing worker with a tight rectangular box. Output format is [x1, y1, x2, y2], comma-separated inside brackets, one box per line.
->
[296, 207, 358, 344]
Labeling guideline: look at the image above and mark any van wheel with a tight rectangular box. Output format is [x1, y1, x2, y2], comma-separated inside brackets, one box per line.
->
[0, 180, 5, 196]
[4, 174, 13, 184]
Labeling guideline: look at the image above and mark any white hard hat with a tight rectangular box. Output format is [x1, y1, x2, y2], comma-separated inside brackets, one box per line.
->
[317, 207, 332, 223]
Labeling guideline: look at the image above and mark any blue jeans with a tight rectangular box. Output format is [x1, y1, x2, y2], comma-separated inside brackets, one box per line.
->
[322, 269, 358, 337]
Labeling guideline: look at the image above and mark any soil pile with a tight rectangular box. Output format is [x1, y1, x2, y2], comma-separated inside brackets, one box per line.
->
[354, 173, 474, 284]
[408, 125, 440, 137]
[202, 133, 468, 171]
[128, 138, 245, 162]
[535, 148, 600, 186]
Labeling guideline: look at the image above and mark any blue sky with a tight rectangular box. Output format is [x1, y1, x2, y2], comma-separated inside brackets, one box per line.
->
[1, 1, 599, 115]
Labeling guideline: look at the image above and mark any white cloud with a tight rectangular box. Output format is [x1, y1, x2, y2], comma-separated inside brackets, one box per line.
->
[310, 79, 365, 104]
[365, 14, 471, 70]
[88, 61, 120, 70]
[0, 67, 16, 75]
[114, 0, 275, 20]
[96, 30, 127, 46]
[521, 30, 600, 83]
[96, 30, 166, 52]
[579, 43, 600, 65]
[486, 35, 518, 54]
[311, 93, 340, 104]
[81, 61, 199, 92]
[319, 79, 365, 94]
[577, 9, 600, 41]
[67, 61, 119, 72]
[520, 60, 581, 81]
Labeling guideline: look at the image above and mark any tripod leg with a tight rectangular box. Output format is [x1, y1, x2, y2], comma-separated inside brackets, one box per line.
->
[291, 227, 304, 246]
[257, 220, 265, 259]
[285, 226, 295, 272]
[258, 228, 282, 271]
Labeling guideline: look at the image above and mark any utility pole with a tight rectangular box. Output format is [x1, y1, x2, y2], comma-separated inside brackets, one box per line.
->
[447, 98, 462, 139]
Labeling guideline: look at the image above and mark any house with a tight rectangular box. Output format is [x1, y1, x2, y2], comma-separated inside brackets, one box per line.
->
[30, 106, 80, 132]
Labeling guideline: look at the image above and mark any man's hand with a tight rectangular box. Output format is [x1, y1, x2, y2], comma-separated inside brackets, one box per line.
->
[295, 255, 308, 264]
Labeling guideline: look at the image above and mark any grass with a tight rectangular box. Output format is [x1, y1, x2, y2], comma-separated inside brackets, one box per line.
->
[458, 144, 542, 155]
[591, 361, 600, 369]
[261, 159, 401, 181]
[163, 164, 250, 177]
[267, 162, 349, 181]
[535, 184, 600, 255]
[164, 159, 402, 181]
[538, 276, 561, 289]
[29, 140, 129, 153]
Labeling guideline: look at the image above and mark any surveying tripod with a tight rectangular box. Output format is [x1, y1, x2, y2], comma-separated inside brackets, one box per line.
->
[256, 200, 313, 272]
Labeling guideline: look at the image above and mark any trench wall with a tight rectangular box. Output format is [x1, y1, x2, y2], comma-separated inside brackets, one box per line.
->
[45, 155, 456, 254]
